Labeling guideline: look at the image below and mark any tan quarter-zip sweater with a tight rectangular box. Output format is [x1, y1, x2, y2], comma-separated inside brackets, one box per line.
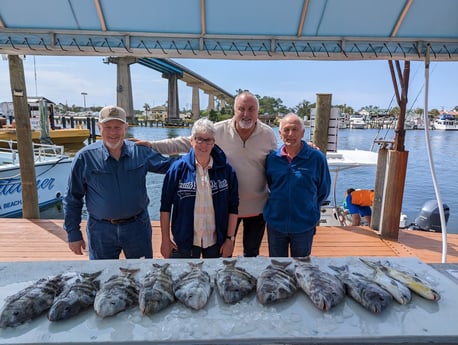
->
[150, 118, 277, 217]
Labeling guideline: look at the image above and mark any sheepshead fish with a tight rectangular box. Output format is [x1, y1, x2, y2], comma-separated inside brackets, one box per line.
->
[173, 262, 212, 310]
[139, 263, 175, 315]
[366, 260, 440, 301]
[329, 265, 392, 313]
[48, 271, 102, 321]
[94, 267, 139, 318]
[215, 259, 257, 304]
[294, 258, 345, 311]
[359, 258, 412, 305]
[0, 272, 74, 328]
[257, 259, 297, 305]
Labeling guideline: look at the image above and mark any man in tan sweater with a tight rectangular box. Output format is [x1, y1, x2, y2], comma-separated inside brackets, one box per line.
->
[136, 91, 277, 257]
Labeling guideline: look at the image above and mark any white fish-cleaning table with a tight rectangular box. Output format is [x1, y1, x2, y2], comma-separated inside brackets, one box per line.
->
[0, 257, 457, 345]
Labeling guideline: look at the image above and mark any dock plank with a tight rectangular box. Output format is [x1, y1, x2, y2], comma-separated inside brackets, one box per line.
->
[0, 219, 457, 263]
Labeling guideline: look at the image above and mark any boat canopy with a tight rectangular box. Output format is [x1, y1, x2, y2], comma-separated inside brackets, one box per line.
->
[0, 0, 457, 61]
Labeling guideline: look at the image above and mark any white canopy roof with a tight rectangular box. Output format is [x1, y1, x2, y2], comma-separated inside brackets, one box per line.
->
[0, 0, 457, 61]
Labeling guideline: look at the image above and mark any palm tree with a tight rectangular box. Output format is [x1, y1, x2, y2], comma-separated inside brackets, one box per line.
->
[294, 100, 314, 119]
[414, 108, 424, 116]
[143, 103, 151, 119]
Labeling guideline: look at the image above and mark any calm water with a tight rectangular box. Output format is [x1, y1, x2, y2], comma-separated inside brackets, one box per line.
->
[41, 126, 458, 234]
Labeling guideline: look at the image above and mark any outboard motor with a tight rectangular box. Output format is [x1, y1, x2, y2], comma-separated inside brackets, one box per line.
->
[413, 200, 450, 232]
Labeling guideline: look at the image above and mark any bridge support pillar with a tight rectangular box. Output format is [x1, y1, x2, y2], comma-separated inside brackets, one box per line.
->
[109, 57, 136, 123]
[207, 94, 214, 112]
[192, 85, 200, 120]
[167, 74, 179, 119]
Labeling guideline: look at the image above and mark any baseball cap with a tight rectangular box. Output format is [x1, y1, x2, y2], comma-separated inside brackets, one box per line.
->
[99, 105, 127, 124]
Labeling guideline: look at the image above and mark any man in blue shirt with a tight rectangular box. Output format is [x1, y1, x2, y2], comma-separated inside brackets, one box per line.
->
[264, 113, 331, 257]
[63, 105, 173, 259]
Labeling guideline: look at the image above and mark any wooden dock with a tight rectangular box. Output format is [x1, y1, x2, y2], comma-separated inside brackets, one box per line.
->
[1, 219, 457, 263]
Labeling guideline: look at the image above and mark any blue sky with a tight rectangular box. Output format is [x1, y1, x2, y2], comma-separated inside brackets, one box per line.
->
[1, 55, 457, 113]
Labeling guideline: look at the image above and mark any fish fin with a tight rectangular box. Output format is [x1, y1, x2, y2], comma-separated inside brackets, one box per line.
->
[359, 258, 377, 269]
[222, 259, 237, 267]
[119, 267, 140, 276]
[189, 261, 204, 269]
[293, 256, 311, 263]
[271, 259, 292, 268]
[81, 270, 103, 281]
[328, 265, 349, 274]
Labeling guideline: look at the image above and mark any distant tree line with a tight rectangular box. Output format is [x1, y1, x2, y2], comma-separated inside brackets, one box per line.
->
[55, 92, 458, 122]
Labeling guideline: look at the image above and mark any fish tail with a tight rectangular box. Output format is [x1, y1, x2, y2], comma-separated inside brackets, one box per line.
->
[222, 259, 237, 267]
[293, 256, 311, 263]
[119, 267, 140, 276]
[328, 265, 347, 273]
[359, 258, 378, 270]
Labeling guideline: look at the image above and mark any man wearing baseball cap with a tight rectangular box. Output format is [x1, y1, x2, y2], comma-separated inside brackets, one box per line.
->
[63, 105, 174, 259]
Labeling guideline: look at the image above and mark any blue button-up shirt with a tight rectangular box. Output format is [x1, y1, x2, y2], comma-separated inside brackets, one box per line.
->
[63, 140, 173, 242]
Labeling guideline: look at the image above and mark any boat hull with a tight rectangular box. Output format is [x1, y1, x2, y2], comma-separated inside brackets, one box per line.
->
[0, 158, 72, 217]
[433, 115, 458, 130]
[0, 128, 89, 146]
[433, 124, 458, 130]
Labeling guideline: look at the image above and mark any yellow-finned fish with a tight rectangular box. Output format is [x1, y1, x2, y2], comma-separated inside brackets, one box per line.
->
[358, 258, 411, 305]
[363, 260, 440, 302]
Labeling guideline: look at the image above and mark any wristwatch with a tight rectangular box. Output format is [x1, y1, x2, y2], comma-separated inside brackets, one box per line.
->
[226, 235, 235, 241]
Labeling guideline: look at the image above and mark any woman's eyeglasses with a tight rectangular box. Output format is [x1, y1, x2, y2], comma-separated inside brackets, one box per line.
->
[194, 136, 215, 144]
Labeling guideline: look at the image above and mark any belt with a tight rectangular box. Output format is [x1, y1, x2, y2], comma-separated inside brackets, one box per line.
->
[102, 212, 142, 224]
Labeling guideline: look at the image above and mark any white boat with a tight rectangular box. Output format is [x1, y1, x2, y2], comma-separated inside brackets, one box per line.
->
[338, 113, 350, 129]
[320, 149, 378, 226]
[433, 114, 458, 130]
[349, 115, 367, 129]
[320, 149, 408, 227]
[0, 140, 72, 217]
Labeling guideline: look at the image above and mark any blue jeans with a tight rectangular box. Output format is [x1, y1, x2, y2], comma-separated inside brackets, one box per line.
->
[267, 225, 315, 257]
[235, 214, 266, 257]
[86, 211, 152, 260]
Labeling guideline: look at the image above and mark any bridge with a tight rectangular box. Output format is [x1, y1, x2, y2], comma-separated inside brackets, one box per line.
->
[104, 57, 234, 122]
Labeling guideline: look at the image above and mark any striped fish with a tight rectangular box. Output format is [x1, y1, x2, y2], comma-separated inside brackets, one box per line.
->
[173, 262, 212, 310]
[139, 263, 175, 315]
[256, 259, 297, 305]
[48, 271, 102, 321]
[0, 272, 75, 328]
[294, 258, 345, 311]
[94, 268, 139, 318]
[329, 265, 392, 313]
[215, 259, 257, 304]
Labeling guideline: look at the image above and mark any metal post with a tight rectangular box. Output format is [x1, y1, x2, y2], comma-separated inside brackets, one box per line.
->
[91, 117, 97, 142]
[81, 92, 87, 111]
